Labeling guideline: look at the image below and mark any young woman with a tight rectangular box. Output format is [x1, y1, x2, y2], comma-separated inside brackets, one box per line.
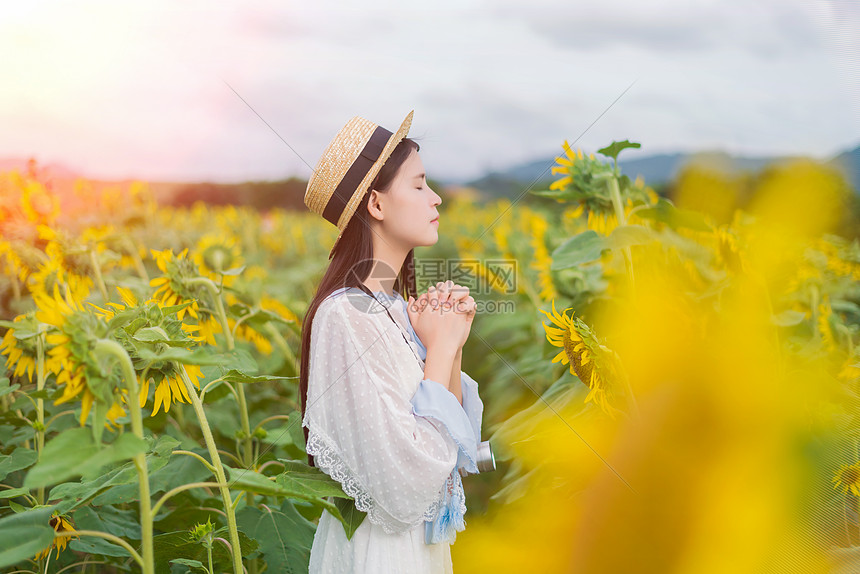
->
[300, 111, 484, 573]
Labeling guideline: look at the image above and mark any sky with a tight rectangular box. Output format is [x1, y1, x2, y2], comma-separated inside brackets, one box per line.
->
[0, 0, 858, 184]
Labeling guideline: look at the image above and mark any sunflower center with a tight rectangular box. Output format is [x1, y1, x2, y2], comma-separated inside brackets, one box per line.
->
[563, 327, 594, 387]
[843, 468, 860, 485]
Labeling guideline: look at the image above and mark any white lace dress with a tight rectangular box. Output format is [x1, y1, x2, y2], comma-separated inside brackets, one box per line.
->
[303, 287, 484, 574]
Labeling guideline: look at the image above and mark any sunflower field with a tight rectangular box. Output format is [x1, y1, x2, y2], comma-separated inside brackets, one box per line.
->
[0, 141, 858, 573]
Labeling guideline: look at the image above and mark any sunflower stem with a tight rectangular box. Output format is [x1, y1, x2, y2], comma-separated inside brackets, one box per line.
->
[88, 248, 110, 303]
[92, 339, 153, 574]
[607, 175, 636, 291]
[122, 236, 149, 281]
[263, 323, 297, 377]
[35, 331, 46, 506]
[810, 283, 820, 342]
[188, 276, 255, 498]
[186, 274, 256, 531]
[10, 273, 21, 303]
[178, 366, 245, 574]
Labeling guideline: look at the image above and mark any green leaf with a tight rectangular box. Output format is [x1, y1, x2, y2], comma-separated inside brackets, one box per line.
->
[0, 378, 20, 398]
[137, 346, 229, 366]
[94, 445, 210, 506]
[771, 309, 807, 327]
[0, 487, 29, 500]
[219, 369, 291, 384]
[0, 505, 56, 568]
[47, 436, 176, 511]
[8, 500, 27, 513]
[69, 506, 131, 558]
[0, 447, 38, 481]
[106, 307, 145, 333]
[153, 528, 257, 574]
[333, 497, 367, 540]
[550, 230, 606, 270]
[274, 459, 353, 500]
[528, 187, 582, 201]
[220, 265, 246, 276]
[133, 327, 170, 342]
[220, 348, 259, 373]
[604, 225, 654, 250]
[169, 558, 209, 572]
[154, 300, 193, 318]
[634, 198, 713, 232]
[224, 466, 285, 497]
[597, 140, 641, 161]
[24, 428, 147, 488]
[236, 500, 316, 574]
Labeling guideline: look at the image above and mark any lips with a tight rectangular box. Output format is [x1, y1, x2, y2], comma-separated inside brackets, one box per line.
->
[431, 215, 439, 222]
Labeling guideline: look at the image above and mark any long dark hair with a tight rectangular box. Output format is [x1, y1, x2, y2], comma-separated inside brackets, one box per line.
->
[300, 137, 421, 467]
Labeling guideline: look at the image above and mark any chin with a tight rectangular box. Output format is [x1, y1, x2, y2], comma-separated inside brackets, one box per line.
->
[414, 233, 439, 248]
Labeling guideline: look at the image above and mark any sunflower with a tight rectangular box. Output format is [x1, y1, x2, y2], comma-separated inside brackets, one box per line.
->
[713, 225, 745, 274]
[528, 214, 557, 301]
[89, 285, 205, 417]
[261, 294, 300, 326]
[193, 233, 244, 286]
[817, 297, 838, 353]
[34, 511, 78, 561]
[20, 177, 60, 226]
[26, 238, 94, 301]
[539, 300, 614, 415]
[0, 239, 31, 283]
[35, 283, 126, 427]
[141, 363, 204, 416]
[149, 248, 203, 321]
[0, 313, 41, 381]
[549, 140, 584, 191]
[832, 462, 860, 497]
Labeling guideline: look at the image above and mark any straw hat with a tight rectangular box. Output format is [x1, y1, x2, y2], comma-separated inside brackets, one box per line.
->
[304, 110, 414, 259]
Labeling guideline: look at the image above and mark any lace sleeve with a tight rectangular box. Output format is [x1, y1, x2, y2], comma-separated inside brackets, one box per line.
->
[302, 295, 458, 535]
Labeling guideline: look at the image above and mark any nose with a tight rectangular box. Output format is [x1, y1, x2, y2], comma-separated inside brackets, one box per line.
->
[430, 187, 442, 207]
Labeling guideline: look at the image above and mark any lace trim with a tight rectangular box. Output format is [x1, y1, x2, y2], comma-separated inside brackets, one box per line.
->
[305, 429, 448, 535]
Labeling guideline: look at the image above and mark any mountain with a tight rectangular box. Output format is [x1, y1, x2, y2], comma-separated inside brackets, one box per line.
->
[830, 145, 860, 191]
[458, 144, 860, 199]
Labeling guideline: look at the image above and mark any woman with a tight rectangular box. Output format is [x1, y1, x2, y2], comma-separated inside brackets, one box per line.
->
[300, 110, 485, 573]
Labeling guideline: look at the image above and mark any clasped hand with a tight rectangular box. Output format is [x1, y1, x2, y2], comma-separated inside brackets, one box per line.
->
[406, 280, 476, 352]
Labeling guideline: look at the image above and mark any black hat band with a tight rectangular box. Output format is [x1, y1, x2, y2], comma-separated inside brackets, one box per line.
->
[322, 125, 393, 226]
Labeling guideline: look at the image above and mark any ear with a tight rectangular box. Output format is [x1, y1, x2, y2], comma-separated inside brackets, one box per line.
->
[366, 188, 384, 222]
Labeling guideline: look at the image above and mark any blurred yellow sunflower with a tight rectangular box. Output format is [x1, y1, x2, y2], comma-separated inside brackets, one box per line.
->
[0, 314, 40, 381]
[539, 300, 613, 415]
[817, 297, 838, 353]
[20, 177, 60, 226]
[832, 462, 860, 497]
[713, 224, 745, 274]
[528, 214, 557, 301]
[35, 512, 78, 561]
[261, 294, 300, 325]
[549, 140, 584, 191]
[149, 248, 202, 321]
[0, 239, 31, 283]
[193, 233, 243, 285]
[27, 238, 94, 300]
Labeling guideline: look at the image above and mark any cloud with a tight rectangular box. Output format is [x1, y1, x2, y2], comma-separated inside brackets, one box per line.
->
[0, 0, 855, 183]
[488, 0, 825, 57]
